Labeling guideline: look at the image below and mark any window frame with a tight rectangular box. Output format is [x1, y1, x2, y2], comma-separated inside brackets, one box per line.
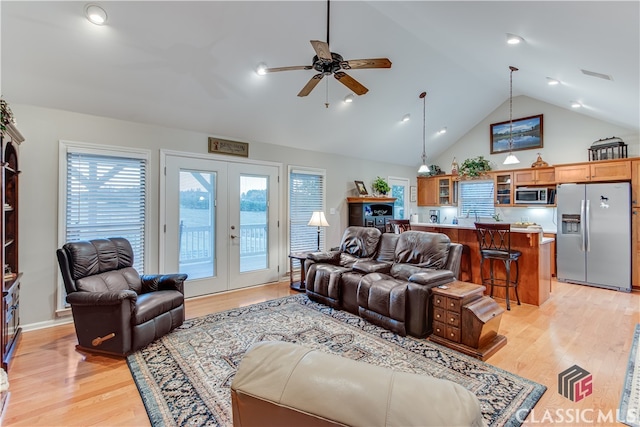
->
[57, 140, 150, 312]
[287, 166, 327, 256]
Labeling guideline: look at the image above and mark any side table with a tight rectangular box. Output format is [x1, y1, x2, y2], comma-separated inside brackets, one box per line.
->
[288, 252, 312, 292]
[430, 280, 507, 361]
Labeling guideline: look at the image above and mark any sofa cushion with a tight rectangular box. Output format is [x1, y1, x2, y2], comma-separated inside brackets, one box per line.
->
[339, 226, 381, 259]
[394, 231, 451, 269]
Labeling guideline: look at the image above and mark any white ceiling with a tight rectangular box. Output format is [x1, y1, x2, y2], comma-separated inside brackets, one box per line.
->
[2, 1, 638, 167]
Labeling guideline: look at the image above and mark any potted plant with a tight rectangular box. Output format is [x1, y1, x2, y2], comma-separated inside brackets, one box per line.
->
[372, 176, 391, 196]
[458, 156, 492, 178]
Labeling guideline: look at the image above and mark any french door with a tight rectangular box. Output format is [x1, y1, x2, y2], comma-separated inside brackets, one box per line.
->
[162, 152, 280, 298]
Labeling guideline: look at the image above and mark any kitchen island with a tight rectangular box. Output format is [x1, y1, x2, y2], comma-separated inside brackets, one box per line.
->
[412, 223, 553, 306]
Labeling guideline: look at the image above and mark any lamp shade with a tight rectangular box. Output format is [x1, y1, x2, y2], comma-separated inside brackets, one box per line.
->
[307, 211, 329, 227]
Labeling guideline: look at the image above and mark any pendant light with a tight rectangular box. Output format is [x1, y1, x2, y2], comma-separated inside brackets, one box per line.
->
[417, 91, 430, 175]
[503, 66, 520, 165]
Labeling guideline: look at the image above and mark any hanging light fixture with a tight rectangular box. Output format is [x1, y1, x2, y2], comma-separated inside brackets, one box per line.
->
[417, 91, 430, 175]
[503, 66, 520, 165]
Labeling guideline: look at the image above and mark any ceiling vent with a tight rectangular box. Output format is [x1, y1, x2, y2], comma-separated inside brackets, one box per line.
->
[581, 69, 613, 81]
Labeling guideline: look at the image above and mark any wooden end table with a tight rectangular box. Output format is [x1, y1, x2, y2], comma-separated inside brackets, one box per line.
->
[430, 280, 507, 361]
[288, 252, 312, 292]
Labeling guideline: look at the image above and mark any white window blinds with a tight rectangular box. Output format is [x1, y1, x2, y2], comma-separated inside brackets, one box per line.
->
[289, 169, 326, 253]
[65, 151, 147, 272]
[458, 180, 495, 219]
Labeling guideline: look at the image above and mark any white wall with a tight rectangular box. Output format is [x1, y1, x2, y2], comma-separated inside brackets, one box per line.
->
[416, 96, 639, 224]
[12, 104, 417, 328]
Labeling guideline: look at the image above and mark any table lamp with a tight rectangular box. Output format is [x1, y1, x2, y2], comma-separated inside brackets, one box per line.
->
[307, 211, 330, 251]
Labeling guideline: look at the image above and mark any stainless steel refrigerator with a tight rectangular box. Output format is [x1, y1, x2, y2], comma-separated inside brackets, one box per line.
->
[556, 182, 631, 292]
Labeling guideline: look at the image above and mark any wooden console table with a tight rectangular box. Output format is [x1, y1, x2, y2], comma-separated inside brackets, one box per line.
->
[430, 281, 507, 361]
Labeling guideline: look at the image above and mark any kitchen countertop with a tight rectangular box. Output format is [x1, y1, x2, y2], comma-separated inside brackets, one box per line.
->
[411, 222, 557, 236]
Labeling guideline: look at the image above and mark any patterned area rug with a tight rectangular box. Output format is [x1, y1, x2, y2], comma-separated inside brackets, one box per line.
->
[619, 324, 640, 427]
[127, 294, 546, 427]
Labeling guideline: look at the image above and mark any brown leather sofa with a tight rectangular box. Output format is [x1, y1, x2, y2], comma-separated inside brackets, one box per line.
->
[305, 227, 462, 337]
[231, 341, 485, 427]
[57, 237, 187, 356]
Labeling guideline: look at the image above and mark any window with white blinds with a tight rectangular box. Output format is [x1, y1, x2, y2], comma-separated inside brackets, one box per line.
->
[458, 180, 495, 219]
[62, 143, 148, 273]
[289, 168, 326, 253]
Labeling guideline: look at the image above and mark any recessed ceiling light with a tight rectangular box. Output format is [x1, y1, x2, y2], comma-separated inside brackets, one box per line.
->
[256, 63, 267, 76]
[570, 101, 582, 108]
[438, 127, 447, 135]
[85, 4, 107, 25]
[506, 33, 524, 45]
[344, 94, 354, 103]
[402, 114, 410, 122]
[546, 78, 560, 86]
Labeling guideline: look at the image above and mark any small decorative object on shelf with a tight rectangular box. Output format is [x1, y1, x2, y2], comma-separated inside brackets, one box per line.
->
[458, 156, 492, 178]
[451, 157, 458, 175]
[531, 153, 549, 168]
[588, 137, 627, 161]
[372, 176, 390, 196]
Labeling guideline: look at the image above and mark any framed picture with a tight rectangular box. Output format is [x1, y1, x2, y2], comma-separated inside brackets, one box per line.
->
[490, 114, 543, 154]
[354, 180, 368, 195]
[410, 186, 417, 202]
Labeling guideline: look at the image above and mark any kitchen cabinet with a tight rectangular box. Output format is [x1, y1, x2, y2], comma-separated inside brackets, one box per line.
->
[436, 175, 457, 206]
[417, 176, 437, 206]
[543, 233, 556, 277]
[418, 175, 457, 206]
[512, 167, 555, 186]
[492, 172, 513, 206]
[555, 160, 631, 183]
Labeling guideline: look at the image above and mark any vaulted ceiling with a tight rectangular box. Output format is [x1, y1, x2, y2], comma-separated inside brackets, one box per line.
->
[2, 1, 638, 167]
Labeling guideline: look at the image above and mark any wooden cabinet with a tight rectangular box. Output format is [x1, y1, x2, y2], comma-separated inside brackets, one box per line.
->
[632, 160, 640, 289]
[430, 281, 506, 360]
[513, 167, 555, 186]
[1, 121, 23, 371]
[417, 177, 436, 206]
[555, 160, 631, 183]
[417, 175, 457, 206]
[492, 172, 513, 206]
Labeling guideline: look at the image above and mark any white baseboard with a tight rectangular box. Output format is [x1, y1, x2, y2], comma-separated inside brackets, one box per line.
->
[22, 317, 73, 332]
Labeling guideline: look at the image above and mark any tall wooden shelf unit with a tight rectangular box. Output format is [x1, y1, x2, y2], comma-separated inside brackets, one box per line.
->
[1, 121, 23, 371]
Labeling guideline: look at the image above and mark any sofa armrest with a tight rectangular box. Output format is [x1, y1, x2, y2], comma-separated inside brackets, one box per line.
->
[66, 289, 138, 306]
[141, 274, 188, 294]
[307, 251, 341, 264]
[352, 260, 392, 275]
[408, 270, 454, 288]
[445, 243, 463, 280]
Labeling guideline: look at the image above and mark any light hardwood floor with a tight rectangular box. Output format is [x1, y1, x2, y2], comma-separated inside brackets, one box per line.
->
[3, 279, 639, 426]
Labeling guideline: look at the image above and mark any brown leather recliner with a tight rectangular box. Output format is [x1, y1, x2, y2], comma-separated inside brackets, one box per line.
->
[56, 237, 187, 356]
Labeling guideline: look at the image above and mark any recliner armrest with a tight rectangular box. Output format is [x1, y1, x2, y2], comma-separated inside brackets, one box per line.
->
[141, 274, 188, 294]
[66, 289, 138, 306]
[352, 260, 392, 275]
[307, 251, 341, 264]
[408, 270, 455, 288]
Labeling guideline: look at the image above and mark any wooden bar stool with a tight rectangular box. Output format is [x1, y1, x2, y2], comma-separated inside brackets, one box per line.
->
[385, 219, 411, 234]
[474, 223, 521, 310]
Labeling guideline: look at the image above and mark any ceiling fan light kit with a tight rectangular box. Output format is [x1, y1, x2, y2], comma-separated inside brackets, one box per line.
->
[262, 0, 391, 98]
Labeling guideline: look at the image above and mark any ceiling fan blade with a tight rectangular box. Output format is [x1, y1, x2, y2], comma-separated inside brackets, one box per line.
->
[341, 58, 392, 70]
[297, 73, 324, 97]
[264, 65, 312, 73]
[334, 72, 368, 95]
[310, 40, 332, 61]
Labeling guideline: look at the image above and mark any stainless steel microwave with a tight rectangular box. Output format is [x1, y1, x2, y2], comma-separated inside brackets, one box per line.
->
[515, 187, 548, 204]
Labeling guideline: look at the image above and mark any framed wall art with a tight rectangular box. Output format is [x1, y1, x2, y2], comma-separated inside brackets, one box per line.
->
[490, 114, 543, 154]
[354, 180, 368, 195]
